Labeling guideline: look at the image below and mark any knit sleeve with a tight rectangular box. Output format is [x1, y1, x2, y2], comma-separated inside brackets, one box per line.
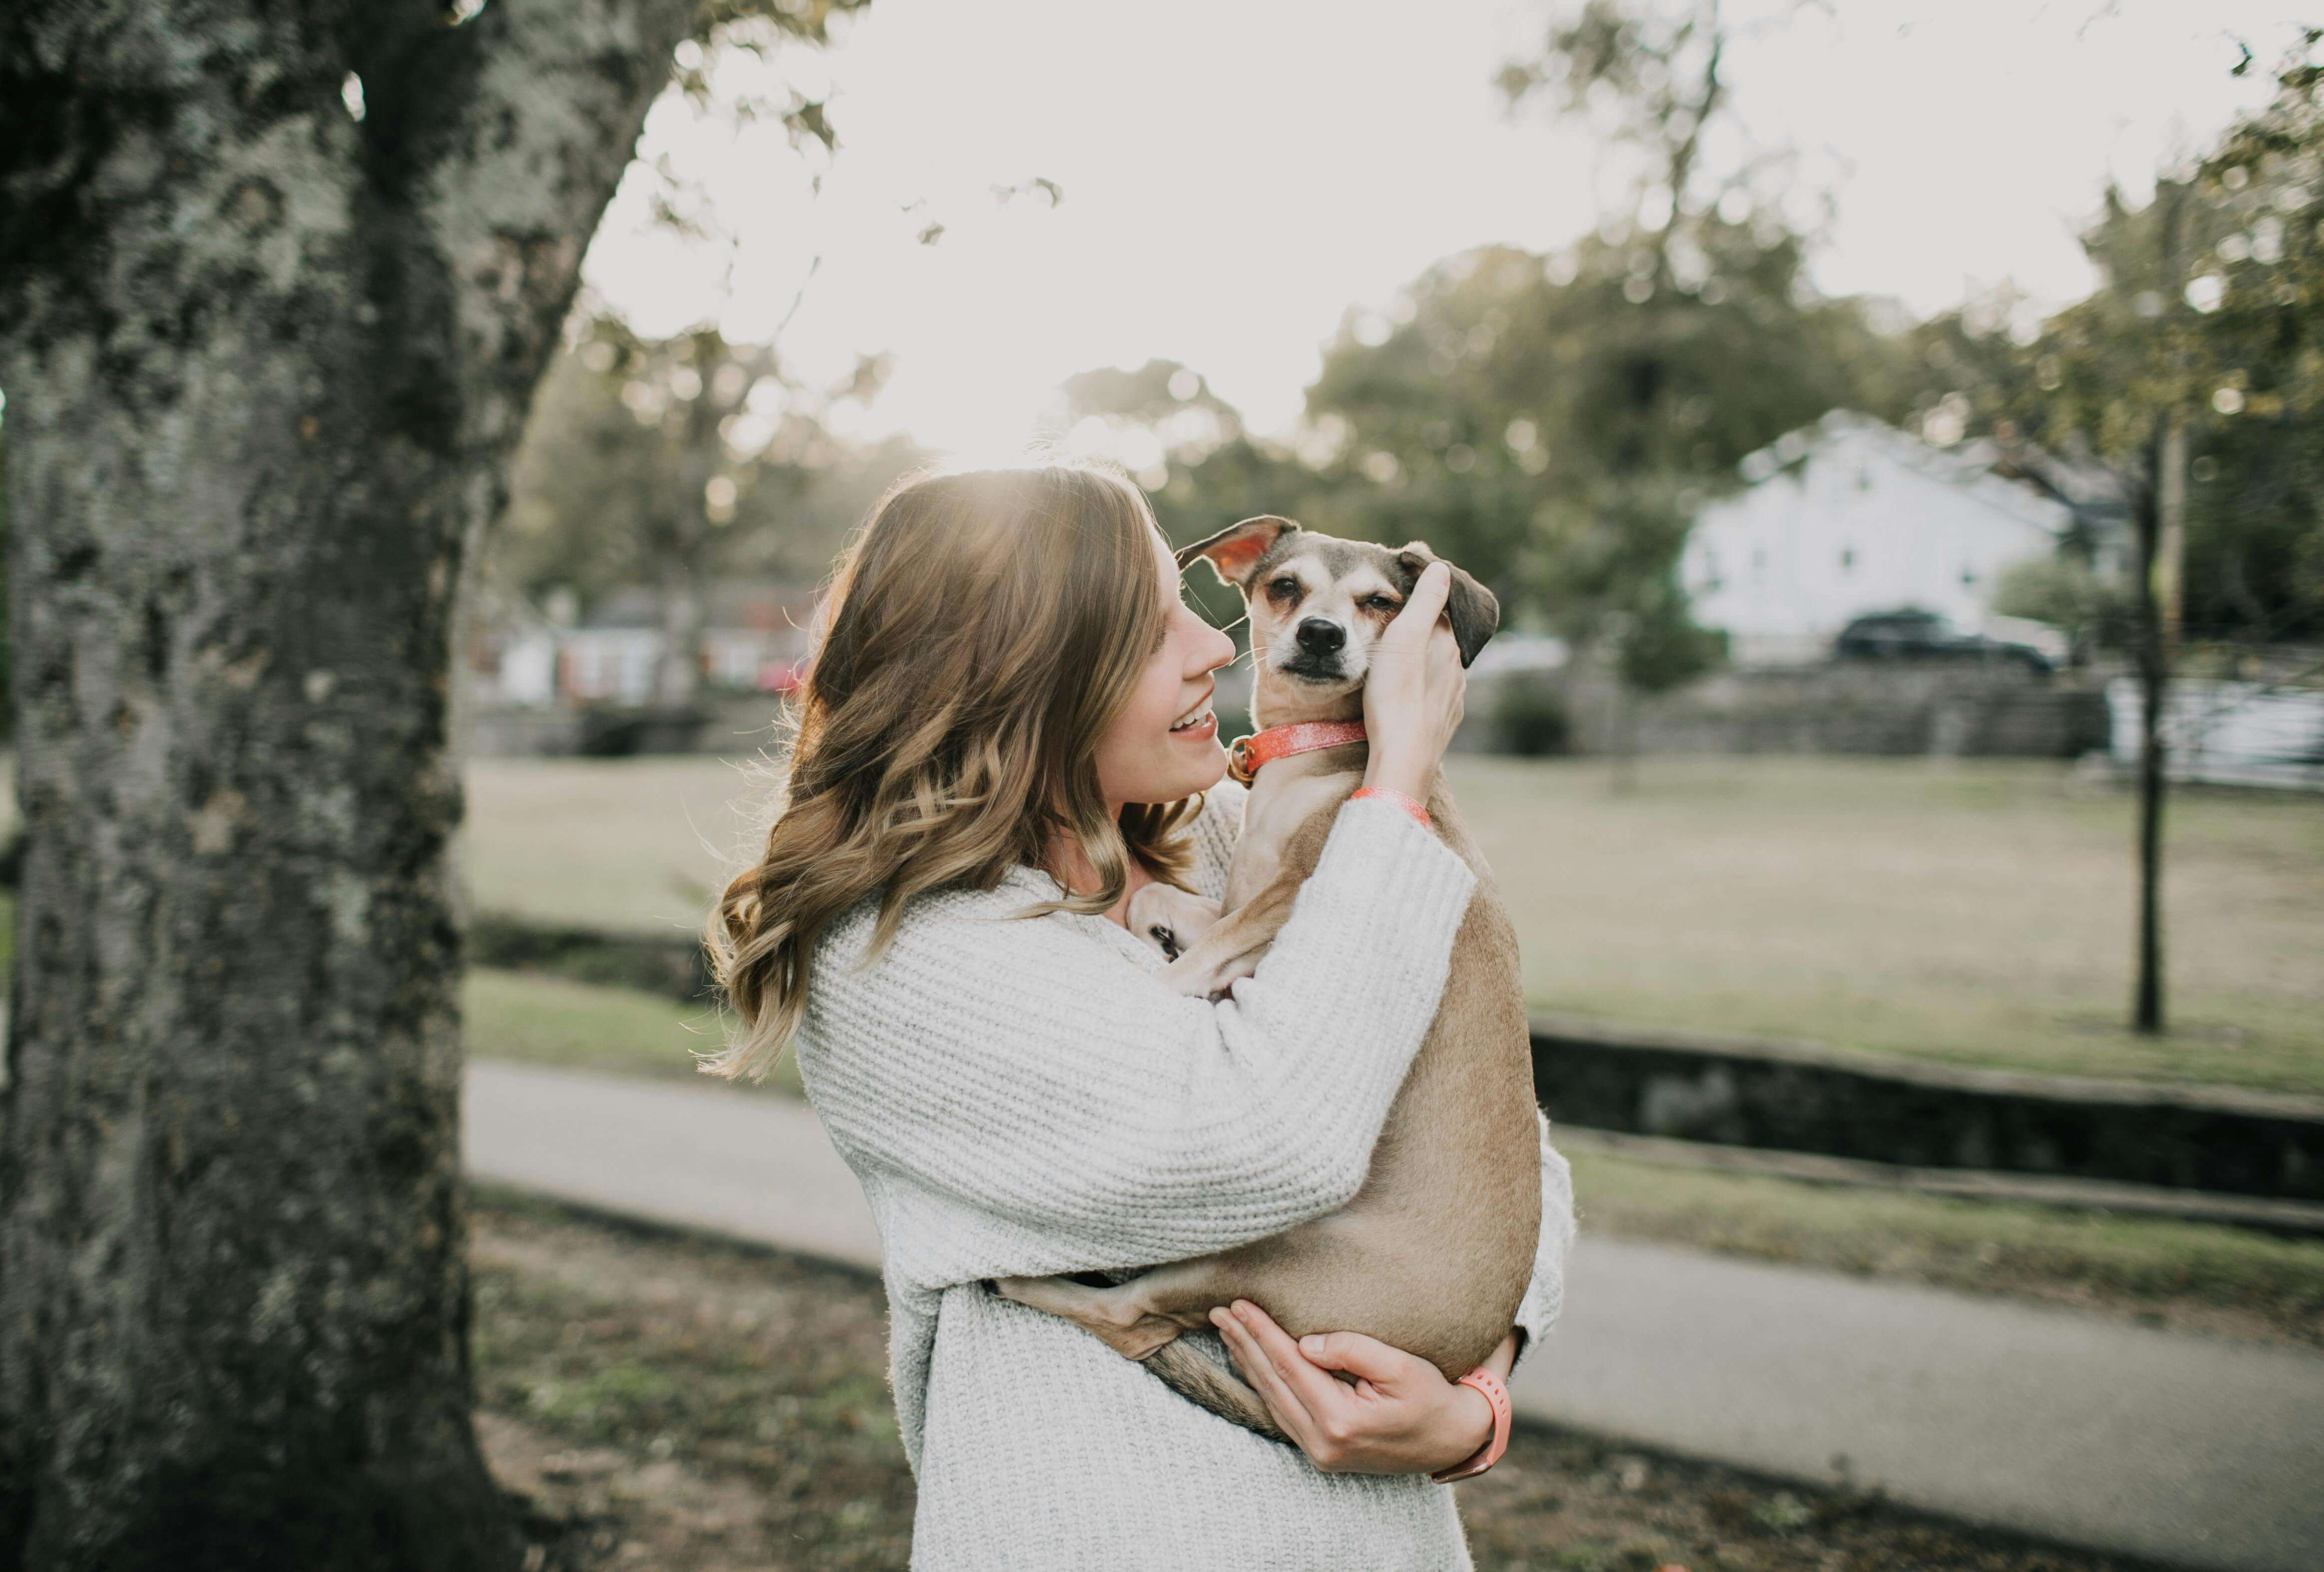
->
[795, 794, 1476, 1276]
[1511, 1110, 1577, 1369]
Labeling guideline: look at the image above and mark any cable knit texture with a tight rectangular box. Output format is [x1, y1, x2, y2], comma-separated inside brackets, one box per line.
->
[792, 782, 1578, 1570]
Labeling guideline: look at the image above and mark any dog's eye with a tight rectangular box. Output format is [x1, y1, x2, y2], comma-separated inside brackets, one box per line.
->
[1363, 595, 1400, 613]
[1265, 576, 1300, 602]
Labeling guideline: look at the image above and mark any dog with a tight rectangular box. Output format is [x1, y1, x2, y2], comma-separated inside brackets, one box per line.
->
[994, 516, 1542, 1442]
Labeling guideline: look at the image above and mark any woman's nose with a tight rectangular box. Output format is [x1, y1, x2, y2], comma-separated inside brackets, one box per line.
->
[1202, 622, 1235, 672]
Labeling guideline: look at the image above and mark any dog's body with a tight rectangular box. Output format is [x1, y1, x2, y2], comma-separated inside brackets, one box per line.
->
[994, 518, 1541, 1441]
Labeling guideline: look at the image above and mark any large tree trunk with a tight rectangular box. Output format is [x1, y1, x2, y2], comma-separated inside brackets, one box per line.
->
[0, 2, 700, 1565]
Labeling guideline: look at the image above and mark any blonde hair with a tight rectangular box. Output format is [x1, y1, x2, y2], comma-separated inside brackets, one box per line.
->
[702, 461, 1204, 1081]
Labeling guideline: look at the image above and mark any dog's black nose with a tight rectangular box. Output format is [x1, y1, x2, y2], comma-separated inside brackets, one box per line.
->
[1295, 619, 1345, 656]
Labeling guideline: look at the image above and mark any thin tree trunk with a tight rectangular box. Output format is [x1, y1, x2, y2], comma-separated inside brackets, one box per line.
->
[1611, 683, 1641, 795]
[0, 2, 705, 1565]
[2157, 415, 2188, 652]
[2132, 431, 2168, 1036]
[655, 576, 709, 708]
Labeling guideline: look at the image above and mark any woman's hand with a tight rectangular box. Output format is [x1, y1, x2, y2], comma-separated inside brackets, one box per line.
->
[1209, 1299, 1517, 1476]
[1361, 561, 1467, 804]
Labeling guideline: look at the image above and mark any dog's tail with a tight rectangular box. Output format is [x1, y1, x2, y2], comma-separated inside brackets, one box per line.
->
[1142, 1339, 1289, 1444]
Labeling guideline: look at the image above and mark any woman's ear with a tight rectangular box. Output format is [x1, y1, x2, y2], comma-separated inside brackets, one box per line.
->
[1178, 516, 1298, 588]
[1395, 544, 1500, 667]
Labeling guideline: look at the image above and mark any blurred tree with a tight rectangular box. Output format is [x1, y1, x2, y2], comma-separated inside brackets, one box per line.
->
[1300, 218, 1894, 781]
[0, 426, 9, 746]
[0, 1, 864, 1566]
[1991, 555, 2128, 662]
[1058, 358, 1352, 631]
[2177, 40, 2324, 647]
[1939, 34, 2324, 1036]
[494, 315, 916, 702]
[1302, 0, 1901, 782]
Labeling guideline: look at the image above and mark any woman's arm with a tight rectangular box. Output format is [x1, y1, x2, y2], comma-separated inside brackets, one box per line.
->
[798, 793, 1477, 1273]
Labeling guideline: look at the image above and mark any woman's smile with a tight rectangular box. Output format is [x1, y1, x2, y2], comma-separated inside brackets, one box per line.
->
[1169, 692, 1218, 742]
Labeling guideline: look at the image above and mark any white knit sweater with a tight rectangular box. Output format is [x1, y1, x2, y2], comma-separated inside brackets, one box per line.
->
[793, 782, 1577, 1571]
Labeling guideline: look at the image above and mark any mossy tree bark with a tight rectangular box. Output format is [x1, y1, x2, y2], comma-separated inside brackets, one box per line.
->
[0, 2, 717, 1565]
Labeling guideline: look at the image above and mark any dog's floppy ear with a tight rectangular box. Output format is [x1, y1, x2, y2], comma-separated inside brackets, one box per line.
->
[1395, 543, 1499, 667]
[1178, 515, 1299, 588]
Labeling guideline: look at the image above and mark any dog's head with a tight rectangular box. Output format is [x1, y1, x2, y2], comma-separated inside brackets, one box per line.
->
[1179, 515, 1498, 724]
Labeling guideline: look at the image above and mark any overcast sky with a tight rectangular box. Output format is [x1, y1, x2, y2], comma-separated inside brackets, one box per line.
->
[581, 0, 2306, 457]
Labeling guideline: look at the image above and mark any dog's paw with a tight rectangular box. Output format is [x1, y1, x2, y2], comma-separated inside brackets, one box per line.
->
[1166, 948, 1261, 1002]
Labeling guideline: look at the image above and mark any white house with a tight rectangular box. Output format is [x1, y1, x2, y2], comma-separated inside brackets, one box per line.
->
[1681, 410, 2076, 666]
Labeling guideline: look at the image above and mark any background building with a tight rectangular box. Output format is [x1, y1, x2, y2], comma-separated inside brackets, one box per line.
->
[1681, 411, 2114, 666]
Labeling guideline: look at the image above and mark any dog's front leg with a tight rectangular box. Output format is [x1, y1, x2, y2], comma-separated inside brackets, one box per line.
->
[1160, 871, 1301, 999]
[1126, 883, 1222, 965]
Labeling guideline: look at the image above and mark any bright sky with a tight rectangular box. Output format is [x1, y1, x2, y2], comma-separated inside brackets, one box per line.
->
[582, 0, 2304, 458]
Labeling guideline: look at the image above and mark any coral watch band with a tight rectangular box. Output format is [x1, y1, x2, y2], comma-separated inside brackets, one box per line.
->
[1429, 1367, 1512, 1483]
[1349, 785, 1432, 831]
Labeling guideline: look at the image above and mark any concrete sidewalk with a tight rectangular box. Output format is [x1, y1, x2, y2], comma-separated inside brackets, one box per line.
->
[466, 1060, 2324, 1572]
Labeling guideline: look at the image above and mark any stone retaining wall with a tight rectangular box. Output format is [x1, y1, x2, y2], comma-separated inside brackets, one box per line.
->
[1532, 1014, 2324, 1203]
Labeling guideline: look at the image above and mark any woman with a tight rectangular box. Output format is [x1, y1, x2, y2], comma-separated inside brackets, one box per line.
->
[708, 462, 1575, 1569]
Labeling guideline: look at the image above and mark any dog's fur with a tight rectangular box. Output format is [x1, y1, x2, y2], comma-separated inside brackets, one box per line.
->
[994, 516, 1541, 1441]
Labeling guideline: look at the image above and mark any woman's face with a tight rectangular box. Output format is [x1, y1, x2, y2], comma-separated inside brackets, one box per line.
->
[1092, 530, 1237, 806]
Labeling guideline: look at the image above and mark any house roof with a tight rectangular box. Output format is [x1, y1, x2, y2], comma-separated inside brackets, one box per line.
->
[1730, 410, 2076, 540]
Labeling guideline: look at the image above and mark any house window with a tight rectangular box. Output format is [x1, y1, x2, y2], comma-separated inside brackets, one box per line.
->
[1751, 547, 1766, 581]
[1839, 547, 1855, 573]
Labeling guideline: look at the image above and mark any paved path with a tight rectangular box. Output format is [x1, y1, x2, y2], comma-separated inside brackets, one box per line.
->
[466, 1060, 2324, 1572]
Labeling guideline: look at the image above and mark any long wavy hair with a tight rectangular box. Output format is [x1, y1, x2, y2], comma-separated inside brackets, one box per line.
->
[702, 461, 1206, 1081]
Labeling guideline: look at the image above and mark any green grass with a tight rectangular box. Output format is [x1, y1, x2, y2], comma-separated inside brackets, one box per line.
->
[1570, 1147, 2324, 1348]
[464, 966, 803, 1098]
[461, 754, 775, 938]
[462, 753, 2324, 1096]
[1452, 755, 2324, 1095]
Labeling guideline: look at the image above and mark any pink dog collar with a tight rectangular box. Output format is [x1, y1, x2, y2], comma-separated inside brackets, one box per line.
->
[1225, 720, 1368, 785]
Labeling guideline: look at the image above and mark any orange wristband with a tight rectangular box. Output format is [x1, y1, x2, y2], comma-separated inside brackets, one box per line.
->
[1350, 786, 1431, 830]
[1429, 1367, 1511, 1483]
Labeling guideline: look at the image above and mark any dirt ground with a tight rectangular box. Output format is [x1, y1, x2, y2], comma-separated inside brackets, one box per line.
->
[472, 1195, 2168, 1572]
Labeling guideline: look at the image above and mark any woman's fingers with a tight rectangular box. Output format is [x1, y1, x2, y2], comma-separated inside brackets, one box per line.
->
[1210, 1306, 1318, 1446]
[1227, 1301, 1364, 1438]
[1294, 1328, 1414, 1388]
[1379, 561, 1451, 653]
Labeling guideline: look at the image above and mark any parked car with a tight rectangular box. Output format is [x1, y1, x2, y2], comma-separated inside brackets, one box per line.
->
[1834, 610, 2053, 675]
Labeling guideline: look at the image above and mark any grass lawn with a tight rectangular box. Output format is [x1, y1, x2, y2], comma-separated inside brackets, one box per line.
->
[461, 755, 775, 940]
[472, 1191, 2151, 1572]
[465, 966, 802, 1098]
[1458, 755, 2324, 1096]
[1570, 1149, 2324, 1350]
[464, 752, 2324, 1096]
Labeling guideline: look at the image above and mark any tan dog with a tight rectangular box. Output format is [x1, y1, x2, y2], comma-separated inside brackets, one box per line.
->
[994, 516, 1541, 1441]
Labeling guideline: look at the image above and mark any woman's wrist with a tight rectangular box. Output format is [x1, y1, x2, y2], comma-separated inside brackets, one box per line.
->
[1435, 1380, 1497, 1466]
[1361, 750, 1433, 803]
[1429, 1330, 1521, 1475]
